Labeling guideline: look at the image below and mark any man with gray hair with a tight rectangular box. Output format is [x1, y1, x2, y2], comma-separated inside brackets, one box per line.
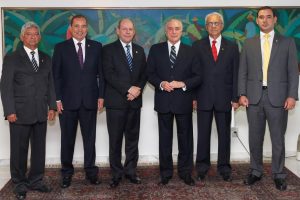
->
[0, 21, 56, 199]
[192, 12, 239, 182]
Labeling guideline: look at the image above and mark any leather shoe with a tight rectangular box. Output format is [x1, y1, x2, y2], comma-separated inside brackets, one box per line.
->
[15, 191, 26, 200]
[109, 178, 121, 188]
[61, 176, 72, 188]
[243, 174, 261, 185]
[197, 173, 206, 181]
[87, 176, 101, 185]
[181, 175, 195, 186]
[158, 177, 171, 185]
[125, 175, 141, 184]
[274, 178, 287, 191]
[222, 174, 232, 182]
[31, 184, 52, 193]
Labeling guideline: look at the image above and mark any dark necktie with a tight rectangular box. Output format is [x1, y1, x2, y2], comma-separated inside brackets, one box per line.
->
[30, 51, 38, 72]
[212, 40, 218, 61]
[125, 44, 133, 71]
[170, 45, 176, 68]
[77, 42, 84, 68]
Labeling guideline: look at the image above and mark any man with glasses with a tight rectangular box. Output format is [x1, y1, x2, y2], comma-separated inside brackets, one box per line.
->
[0, 21, 56, 200]
[192, 12, 239, 182]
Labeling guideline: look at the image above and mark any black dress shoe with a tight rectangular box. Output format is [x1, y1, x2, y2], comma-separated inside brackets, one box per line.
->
[109, 178, 121, 188]
[158, 176, 171, 185]
[182, 175, 195, 186]
[15, 191, 26, 200]
[61, 176, 72, 188]
[87, 176, 101, 185]
[31, 184, 52, 193]
[222, 174, 232, 182]
[243, 174, 261, 185]
[274, 178, 287, 191]
[197, 173, 206, 181]
[125, 175, 141, 184]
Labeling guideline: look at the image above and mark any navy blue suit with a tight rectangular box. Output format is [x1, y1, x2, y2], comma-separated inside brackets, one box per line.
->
[147, 42, 201, 179]
[52, 38, 104, 178]
[192, 37, 239, 175]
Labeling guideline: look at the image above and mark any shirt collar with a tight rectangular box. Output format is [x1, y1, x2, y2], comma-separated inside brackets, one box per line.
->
[23, 46, 38, 55]
[120, 40, 132, 49]
[72, 38, 86, 46]
[260, 30, 275, 39]
[167, 40, 181, 50]
[209, 35, 222, 45]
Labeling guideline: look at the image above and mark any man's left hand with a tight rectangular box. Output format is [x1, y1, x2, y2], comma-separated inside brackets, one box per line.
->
[98, 98, 104, 111]
[48, 110, 56, 121]
[284, 97, 296, 110]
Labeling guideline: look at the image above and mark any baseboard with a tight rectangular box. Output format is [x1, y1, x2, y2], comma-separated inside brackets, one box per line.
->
[0, 151, 296, 167]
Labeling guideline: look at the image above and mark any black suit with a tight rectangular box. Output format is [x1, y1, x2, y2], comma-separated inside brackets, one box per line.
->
[0, 47, 56, 192]
[192, 37, 239, 175]
[52, 38, 104, 178]
[147, 42, 201, 179]
[103, 40, 147, 179]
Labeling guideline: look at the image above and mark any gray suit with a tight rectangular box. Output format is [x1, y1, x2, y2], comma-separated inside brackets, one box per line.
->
[238, 34, 299, 178]
[0, 47, 56, 192]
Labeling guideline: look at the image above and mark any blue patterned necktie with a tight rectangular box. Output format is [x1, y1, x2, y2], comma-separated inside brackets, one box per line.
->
[170, 45, 176, 68]
[30, 51, 39, 72]
[77, 42, 84, 68]
[125, 44, 133, 71]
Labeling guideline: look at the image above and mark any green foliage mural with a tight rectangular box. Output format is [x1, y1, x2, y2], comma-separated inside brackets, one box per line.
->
[3, 8, 300, 63]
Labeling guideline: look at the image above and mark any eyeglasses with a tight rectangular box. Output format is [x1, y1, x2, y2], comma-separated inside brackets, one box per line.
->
[206, 22, 223, 27]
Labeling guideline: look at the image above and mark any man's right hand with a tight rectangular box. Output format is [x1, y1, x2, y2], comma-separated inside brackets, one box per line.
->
[239, 96, 249, 107]
[56, 101, 64, 114]
[7, 114, 17, 123]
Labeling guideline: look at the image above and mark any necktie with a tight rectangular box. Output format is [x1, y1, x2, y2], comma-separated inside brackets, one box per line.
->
[77, 42, 84, 68]
[30, 51, 38, 72]
[126, 44, 133, 71]
[263, 34, 271, 83]
[212, 40, 218, 61]
[170, 45, 176, 68]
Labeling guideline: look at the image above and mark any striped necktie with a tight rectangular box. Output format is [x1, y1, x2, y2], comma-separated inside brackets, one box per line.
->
[30, 51, 38, 72]
[126, 44, 133, 71]
[170, 45, 176, 68]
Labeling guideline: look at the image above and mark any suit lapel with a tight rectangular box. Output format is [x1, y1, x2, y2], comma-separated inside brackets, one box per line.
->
[18, 48, 36, 73]
[84, 39, 92, 68]
[253, 35, 263, 78]
[203, 38, 216, 63]
[68, 39, 82, 69]
[217, 38, 227, 63]
[269, 34, 280, 67]
[116, 40, 132, 72]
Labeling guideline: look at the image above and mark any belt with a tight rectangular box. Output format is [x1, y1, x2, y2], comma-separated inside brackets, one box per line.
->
[262, 86, 268, 90]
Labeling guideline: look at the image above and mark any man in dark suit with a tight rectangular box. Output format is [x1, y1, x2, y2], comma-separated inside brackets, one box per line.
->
[192, 12, 239, 182]
[147, 19, 201, 186]
[238, 6, 299, 191]
[52, 15, 104, 188]
[0, 21, 56, 200]
[103, 18, 147, 188]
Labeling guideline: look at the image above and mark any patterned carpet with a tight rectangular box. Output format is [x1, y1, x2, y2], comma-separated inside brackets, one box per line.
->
[1, 164, 300, 200]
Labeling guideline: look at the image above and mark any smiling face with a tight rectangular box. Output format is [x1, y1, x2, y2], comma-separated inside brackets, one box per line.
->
[117, 19, 135, 44]
[165, 19, 183, 45]
[20, 27, 41, 50]
[205, 14, 224, 39]
[256, 8, 277, 33]
[70, 17, 88, 41]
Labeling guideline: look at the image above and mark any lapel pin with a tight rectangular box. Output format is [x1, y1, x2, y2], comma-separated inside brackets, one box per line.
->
[136, 50, 138, 54]
[88, 44, 90, 47]
[222, 48, 224, 51]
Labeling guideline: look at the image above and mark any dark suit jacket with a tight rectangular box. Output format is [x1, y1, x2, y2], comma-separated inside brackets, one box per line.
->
[0, 47, 56, 124]
[147, 42, 201, 114]
[238, 34, 299, 106]
[192, 37, 239, 112]
[103, 40, 147, 109]
[52, 38, 104, 110]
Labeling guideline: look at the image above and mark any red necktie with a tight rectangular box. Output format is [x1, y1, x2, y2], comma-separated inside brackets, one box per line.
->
[212, 40, 218, 61]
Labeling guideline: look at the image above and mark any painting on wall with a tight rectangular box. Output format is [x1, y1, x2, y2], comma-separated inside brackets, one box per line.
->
[2, 8, 300, 64]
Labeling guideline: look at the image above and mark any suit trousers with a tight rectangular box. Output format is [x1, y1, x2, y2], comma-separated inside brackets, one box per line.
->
[106, 108, 141, 180]
[9, 122, 47, 193]
[158, 112, 193, 179]
[196, 109, 232, 175]
[59, 105, 98, 178]
[247, 89, 288, 179]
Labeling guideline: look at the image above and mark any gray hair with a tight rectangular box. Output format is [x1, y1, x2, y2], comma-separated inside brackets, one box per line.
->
[20, 21, 41, 37]
[164, 18, 183, 31]
[205, 12, 224, 24]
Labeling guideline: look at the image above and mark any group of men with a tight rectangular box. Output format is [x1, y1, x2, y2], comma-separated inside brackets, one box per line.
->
[0, 6, 298, 200]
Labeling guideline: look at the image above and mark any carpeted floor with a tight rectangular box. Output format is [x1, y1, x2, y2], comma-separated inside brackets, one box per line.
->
[1, 164, 300, 200]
